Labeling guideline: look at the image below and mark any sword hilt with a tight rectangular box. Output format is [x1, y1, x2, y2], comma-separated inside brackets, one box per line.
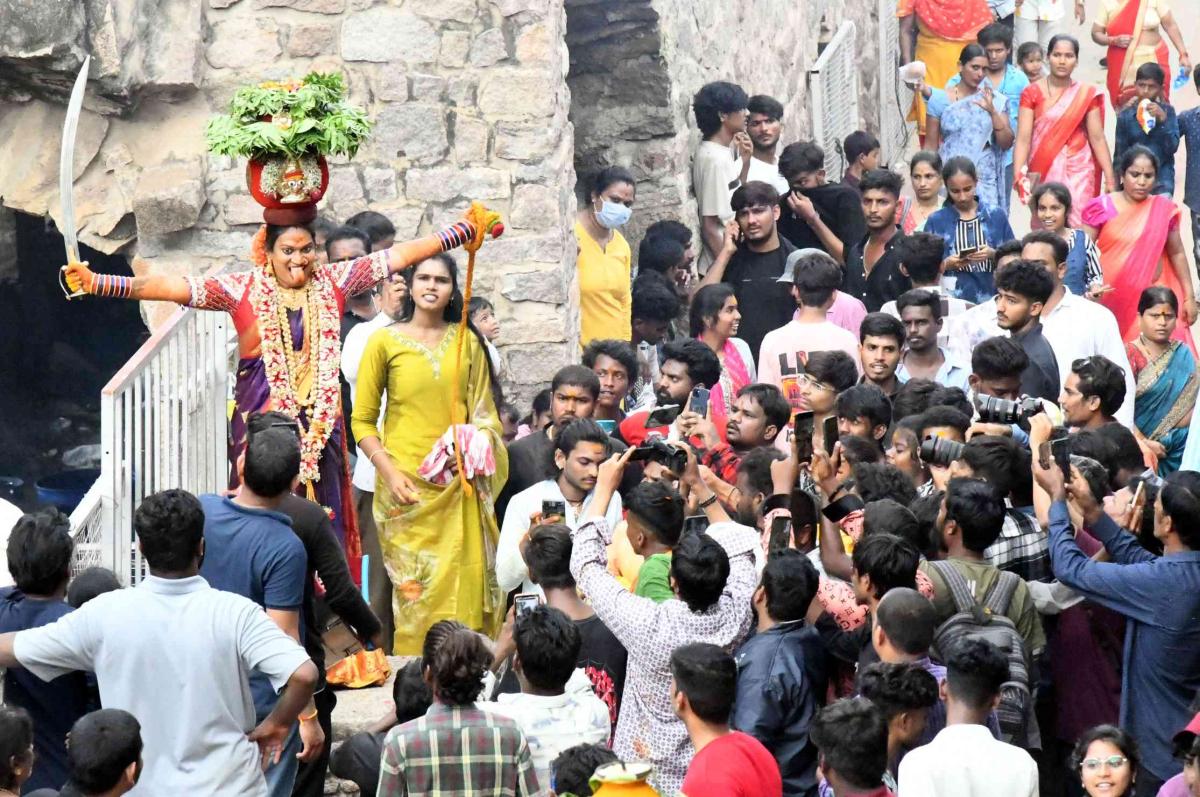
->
[59, 247, 88, 301]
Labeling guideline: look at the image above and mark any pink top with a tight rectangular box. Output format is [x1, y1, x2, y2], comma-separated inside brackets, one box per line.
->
[828, 291, 868, 338]
[757, 318, 862, 454]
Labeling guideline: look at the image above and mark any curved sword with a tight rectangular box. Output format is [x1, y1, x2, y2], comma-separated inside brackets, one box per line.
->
[58, 55, 91, 300]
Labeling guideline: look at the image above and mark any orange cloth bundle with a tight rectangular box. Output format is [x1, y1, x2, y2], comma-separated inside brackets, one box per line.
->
[326, 648, 391, 689]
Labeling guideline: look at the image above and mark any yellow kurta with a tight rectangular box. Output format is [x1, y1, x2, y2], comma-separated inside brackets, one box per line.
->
[350, 324, 508, 654]
[575, 221, 632, 344]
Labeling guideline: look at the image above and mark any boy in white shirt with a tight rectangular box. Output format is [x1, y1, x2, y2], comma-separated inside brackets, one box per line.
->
[898, 638, 1037, 797]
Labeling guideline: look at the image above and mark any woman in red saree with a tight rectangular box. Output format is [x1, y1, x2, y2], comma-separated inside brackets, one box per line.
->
[1082, 146, 1197, 354]
[898, 0, 992, 136]
[1092, 0, 1191, 109]
[1014, 35, 1115, 228]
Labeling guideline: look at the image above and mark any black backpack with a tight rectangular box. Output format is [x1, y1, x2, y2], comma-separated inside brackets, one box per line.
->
[929, 560, 1033, 747]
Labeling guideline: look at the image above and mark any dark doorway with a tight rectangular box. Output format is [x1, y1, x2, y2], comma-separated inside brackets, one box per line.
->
[0, 210, 146, 510]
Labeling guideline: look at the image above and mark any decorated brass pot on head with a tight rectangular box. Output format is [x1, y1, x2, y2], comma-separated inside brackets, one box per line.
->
[246, 154, 329, 225]
[206, 71, 370, 225]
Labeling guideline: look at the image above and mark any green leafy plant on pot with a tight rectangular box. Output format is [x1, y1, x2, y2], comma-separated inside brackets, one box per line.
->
[205, 72, 372, 218]
[205, 72, 371, 160]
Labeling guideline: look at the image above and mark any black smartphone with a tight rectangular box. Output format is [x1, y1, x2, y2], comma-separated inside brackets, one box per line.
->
[683, 514, 710, 537]
[1050, 435, 1072, 482]
[822, 416, 839, 456]
[688, 386, 710, 415]
[645, 404, 682, 428]
[793, 411, 815, 463]
[541, 499, 566, 518]
[514, 593, 540, 619]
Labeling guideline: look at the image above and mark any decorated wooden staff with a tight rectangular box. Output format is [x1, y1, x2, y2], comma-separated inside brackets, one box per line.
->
[60, 72, 502, 577]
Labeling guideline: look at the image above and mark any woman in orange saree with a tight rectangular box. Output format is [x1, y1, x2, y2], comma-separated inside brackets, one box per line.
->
[898, 0, 992, 136]
[1082, 146, 1197, 354]
[1013, 36, 1115, 228]
[1092, 0, 1191, 109]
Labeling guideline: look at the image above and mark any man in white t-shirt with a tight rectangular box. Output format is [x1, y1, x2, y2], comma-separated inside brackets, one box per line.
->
[340, 273, 407, 648]
[0, 489, 316, 796]
[898, 638, 1037, 796]
[1019, 232, 1136, 425]
[497, 419, 623, 597]
[745, 94, 790, 196]
[692, 80, 753, 270]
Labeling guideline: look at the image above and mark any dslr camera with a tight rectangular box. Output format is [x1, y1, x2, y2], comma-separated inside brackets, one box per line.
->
[919, 435, 966, 468]
[975, 394, 1044, 425]
[628, 435, 689, 474]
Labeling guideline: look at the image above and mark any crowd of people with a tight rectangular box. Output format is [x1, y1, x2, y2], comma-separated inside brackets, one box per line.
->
[3, 5, 1200, 796]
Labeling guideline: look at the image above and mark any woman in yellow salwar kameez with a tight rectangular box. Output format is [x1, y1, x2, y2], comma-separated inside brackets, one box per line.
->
[351, 252, 508, 654]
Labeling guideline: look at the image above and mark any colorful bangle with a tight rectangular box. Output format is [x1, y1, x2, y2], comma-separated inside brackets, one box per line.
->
[299, 709, 318, 723]
[93, 273, 133, 299]
[437, 221, 476, 251]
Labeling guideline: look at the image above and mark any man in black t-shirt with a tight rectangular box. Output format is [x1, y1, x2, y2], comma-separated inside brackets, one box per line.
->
[776, 141, 867, 266]
[843, 169, 910, 312]
[698, 180, 797, 357]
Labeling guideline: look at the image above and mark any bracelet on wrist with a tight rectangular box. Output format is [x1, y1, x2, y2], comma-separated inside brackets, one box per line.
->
[93, 273, 133, 299]
[698, 492, 718, 509]
[300, 709, 319, 723]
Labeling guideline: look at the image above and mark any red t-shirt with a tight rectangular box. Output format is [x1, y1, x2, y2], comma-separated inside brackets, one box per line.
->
[680, 732, 782, 797]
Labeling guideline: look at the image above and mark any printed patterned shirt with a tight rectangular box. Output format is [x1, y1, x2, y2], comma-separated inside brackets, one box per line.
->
[378, 704, 548, 797]
[569, 516, 759, 797]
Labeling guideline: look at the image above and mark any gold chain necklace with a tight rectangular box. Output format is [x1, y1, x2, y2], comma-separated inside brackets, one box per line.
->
[275, 284, 315, 408]
[277, 285, 308, 311]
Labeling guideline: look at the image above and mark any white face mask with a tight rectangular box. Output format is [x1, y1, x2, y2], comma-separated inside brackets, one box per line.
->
[595, 199, 632, 229]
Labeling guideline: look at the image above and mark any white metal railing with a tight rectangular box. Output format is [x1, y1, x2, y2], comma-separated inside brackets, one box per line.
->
[809, 21, 861, 178]
[877, 0, 915, 168]
[70, 297, 231, 584]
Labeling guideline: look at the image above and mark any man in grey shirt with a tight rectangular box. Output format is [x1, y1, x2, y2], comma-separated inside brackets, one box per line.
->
[0, 489, 317, 796]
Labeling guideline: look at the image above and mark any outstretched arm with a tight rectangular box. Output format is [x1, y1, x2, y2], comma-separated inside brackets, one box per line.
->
[62, 260, 194, 304]
[384, 204, 503, 276]
[334, 204, 505, 297]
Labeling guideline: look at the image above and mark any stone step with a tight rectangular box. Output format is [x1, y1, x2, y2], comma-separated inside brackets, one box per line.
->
[328, 655, 410, 741]
[323, 655, 411, 795]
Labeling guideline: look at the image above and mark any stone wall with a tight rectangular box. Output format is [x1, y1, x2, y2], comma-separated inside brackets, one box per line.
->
[0, 0, 578, 408]
[566, 0, 881, 258]
[0, 0, 882, 408]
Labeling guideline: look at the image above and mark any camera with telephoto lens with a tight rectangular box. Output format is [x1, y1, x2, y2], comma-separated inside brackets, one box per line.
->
[628, 435, 689, 475]
[974, 393, 1045, 425]
[919, 435, 966, 468]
